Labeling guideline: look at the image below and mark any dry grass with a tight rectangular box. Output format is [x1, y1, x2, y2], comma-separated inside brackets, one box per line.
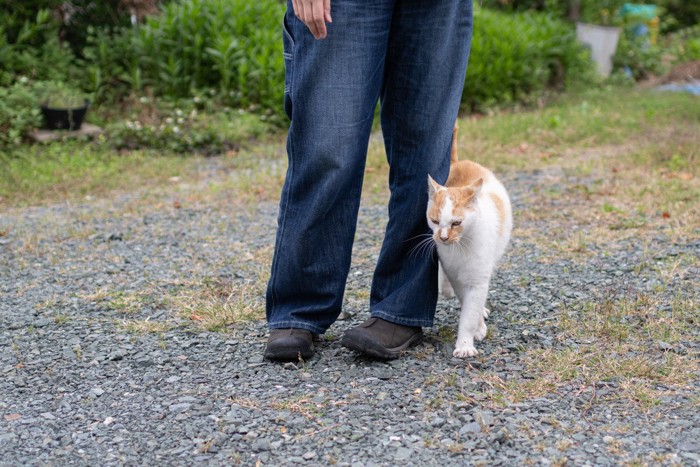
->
[119, 319, 175, 334]
[464, 291, 698, 411]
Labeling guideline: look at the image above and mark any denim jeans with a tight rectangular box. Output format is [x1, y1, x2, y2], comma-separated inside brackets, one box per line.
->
[266, 0, 473, 334]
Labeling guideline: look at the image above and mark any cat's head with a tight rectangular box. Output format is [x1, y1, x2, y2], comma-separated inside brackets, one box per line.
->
[427, 175, 483, 244]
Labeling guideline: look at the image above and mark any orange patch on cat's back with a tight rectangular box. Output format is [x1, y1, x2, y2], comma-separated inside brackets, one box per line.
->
[446, 160, 491, 188]
[488, 192, 507, 235]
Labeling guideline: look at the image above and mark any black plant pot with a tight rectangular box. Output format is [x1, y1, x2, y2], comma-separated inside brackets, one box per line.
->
[41, 100, 90, 131]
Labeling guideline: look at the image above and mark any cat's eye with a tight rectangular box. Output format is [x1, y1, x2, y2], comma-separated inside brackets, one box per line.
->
[431, 219, 439, 225]
[452, 221, 462, 227]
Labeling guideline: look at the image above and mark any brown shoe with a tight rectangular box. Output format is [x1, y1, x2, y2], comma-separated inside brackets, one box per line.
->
[264, 329, 316, 361]
[341, 317, 422, 359]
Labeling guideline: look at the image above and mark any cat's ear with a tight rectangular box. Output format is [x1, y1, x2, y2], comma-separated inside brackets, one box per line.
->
[471, 178, 484, 197]
[427, 175, 441, 197]
[462, 178, 483, 201]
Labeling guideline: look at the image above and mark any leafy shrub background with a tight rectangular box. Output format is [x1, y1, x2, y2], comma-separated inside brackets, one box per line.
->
[668, 25, 700, 65]
[0, 80, 42, 148]
[86, 1, 593, 118]
[613, 28, 664, 80]
[0, 9, 75, 85]
[462, 8, 595, 111]
[87, 0, 284, 114]
[480, 0, 699, 32]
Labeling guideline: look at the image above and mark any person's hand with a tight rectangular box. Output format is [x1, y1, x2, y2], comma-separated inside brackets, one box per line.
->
[292, 0, 332, 40]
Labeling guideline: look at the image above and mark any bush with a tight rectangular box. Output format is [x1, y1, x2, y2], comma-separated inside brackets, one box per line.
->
[668, 25, 700, 65]
[613, 26, 664, 80]
[0, 79, 42, 148]
[462, 8, 595, 111]
[88, 0, 285, 116]
[0, 8, 76, 84]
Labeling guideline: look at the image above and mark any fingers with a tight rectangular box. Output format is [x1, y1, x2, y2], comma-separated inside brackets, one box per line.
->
[311, 0, 327, 39]
[324, 0, 332, 23]
[294, 0, 330, 40]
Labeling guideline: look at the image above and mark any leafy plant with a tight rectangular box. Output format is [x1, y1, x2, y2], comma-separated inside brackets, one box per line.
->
[85, 0, 285, 116]
[667, 25, 700, 64]
[0, 79, 42, 148]
[34, 81, 88, 108]
[0, 8, 76, 84]
[612, 26, 664, 80]
[462, 8, 596, 112]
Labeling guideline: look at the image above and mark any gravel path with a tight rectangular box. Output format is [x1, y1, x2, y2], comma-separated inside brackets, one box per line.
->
[1, 159, 699, 466]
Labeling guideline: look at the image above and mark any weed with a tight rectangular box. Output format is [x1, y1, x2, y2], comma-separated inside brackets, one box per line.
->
[120, 319, 174, 334]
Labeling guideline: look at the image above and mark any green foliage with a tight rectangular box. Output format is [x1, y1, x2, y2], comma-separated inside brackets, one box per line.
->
[675, 38, 700, 64]
[87, 0, 285, 116]
[654, 0, 700, 33]
[668, 25, 700, 64]
[0, 79, 42, 148]
[0, 8, 75, 84]
[462, 8, 595, 112]
[34, 81, 89, 108]
[613, 26, 664, 80]
[105, 96, 268, 155]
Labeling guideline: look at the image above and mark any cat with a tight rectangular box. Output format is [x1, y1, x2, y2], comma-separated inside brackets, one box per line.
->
[426, 125, 512, 358]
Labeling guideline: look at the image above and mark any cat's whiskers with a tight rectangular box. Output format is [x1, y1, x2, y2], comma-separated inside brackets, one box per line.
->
[408, 235, 436, 260]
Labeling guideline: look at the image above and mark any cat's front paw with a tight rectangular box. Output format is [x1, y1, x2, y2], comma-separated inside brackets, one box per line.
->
[453, 345, 478, 358]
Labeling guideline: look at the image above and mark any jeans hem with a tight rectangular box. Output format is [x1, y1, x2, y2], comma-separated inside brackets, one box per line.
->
[268, 321, 327, 335]
[370, 310, 433, 328]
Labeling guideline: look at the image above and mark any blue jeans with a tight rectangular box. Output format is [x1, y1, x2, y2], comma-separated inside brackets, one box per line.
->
[266, 0, 473, 334]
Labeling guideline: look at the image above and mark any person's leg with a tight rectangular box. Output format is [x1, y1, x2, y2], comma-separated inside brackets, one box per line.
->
[266, 1, 393, 336]
[341, 0, 474, 358]
[371, 0, 473, 326]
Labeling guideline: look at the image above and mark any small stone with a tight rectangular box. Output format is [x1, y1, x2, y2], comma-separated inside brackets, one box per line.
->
[431, 417, 446, 428]
[657, 341, 673, 351]
[136, 358, 154, 367]
[34, 318, 52, 328]
[475, 410, 495, 427]
[302, 451, 317, 460]
[0, 433, 17, 443]
[91, 387, 105, 397]
[168, 403, 191, 413]
[459, 422, 481, 435]
[108, 350, 125, 361]
[40, 412, 56, 420]
[283, 362, 298, 370]
[395, 447, 412, 460]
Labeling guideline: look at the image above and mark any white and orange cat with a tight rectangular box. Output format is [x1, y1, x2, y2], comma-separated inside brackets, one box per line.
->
[427, 125, 512, 358]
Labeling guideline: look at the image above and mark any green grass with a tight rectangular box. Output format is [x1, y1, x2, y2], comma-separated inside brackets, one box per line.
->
[0, 143, 194, 208]
[0, 108, 271, 209]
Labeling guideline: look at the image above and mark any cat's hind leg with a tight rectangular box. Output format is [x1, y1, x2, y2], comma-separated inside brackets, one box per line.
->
[438, 262, 455, 299]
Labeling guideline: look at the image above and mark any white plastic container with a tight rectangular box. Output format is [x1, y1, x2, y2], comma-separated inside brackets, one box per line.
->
[576, 22, 621, 77]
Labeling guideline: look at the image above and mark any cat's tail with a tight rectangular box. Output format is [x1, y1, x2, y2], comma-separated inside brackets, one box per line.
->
[451, 122, 459, 164]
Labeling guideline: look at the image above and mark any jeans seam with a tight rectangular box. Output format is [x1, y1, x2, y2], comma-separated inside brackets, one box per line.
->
[269, 141, 294, 315]
[269, 320, 326, 334]
[371, 310, 433, 327]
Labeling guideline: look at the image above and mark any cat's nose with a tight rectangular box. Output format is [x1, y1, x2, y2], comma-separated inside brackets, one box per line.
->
[440, 230, 449, 241]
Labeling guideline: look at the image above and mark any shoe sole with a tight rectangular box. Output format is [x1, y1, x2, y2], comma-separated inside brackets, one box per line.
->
[340, 331, 423, 359]
[264, 347, 314, 362]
